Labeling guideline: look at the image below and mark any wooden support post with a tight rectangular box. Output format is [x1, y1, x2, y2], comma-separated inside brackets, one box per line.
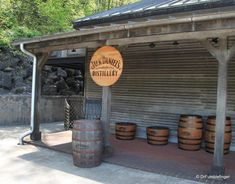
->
[201, 37, 235, 174]
[101, 86, 113, 157]
[30, 53, 49, 141]
[213, 60, 228, 174]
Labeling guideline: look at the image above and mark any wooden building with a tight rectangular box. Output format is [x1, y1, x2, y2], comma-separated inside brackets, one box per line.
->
[13, 0, 235, 175]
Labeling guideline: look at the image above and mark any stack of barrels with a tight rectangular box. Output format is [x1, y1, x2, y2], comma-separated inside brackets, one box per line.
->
[177, 114, 232, 154]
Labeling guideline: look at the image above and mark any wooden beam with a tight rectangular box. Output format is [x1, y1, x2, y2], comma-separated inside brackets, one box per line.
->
[34, 41, 105, 53]
[38, 52, 50, 70]
[201, 37, 235, 62]
[107, 29, 235, 46]
[101, 86, 112, 157]
[212, 60, 228, 174]
[200, 39, 220, 60]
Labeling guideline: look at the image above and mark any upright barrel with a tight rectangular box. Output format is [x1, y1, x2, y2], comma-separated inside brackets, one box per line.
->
[205, 116, 232, 154]
[72, 120, 103, 168]
[147, 126, 169, 145]
[115, 122, 137, 140]
[178, 115, 203, 151]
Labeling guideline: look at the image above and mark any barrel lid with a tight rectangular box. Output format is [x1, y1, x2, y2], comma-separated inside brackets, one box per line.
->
[147, 126, 169, 130]
[180, 114, 202, 118]
[116, 122, 137, 126]
[208, 116, 231, 120]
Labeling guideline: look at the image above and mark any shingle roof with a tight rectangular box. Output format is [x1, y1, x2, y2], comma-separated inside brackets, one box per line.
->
[73, 0, 235, 29]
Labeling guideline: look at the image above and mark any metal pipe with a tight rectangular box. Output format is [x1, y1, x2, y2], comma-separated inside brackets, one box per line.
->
[18, 43, 37, 145]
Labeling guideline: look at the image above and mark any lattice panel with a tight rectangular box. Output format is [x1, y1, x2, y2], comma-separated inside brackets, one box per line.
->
[64, 98, 84, 130]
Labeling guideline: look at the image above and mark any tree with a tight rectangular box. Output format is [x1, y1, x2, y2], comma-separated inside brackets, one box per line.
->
[0, 0, 138, 47]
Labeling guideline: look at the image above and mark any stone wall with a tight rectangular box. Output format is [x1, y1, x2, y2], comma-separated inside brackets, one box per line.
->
[0, 47, 84, 96]
[41, 66, 84, 96]
[0, 95, 84, 126]
[0, 47, 32, 95]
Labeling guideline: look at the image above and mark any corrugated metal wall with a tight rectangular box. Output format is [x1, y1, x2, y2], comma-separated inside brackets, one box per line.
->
[85, 39, 235, 148]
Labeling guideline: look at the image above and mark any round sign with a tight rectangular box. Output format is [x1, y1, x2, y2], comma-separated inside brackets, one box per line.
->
[89, 46, 123, 86]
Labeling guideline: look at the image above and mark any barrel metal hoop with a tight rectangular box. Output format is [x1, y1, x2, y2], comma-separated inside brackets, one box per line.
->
[178, 125, 202, 129]
[147, 142, 168, 145]
[116, 137, 135, 140]
[147, 134, 169, 137]
[116, 130, 136, 133]
[147, 139, 168, 142]
[178, 141, 201, 145]
[73, 128, 102, 131]
[147, 126, 169, 130]
[116, 133, 135, 137]
[179, 120, 202, 124]
[178, 146, 200, 151]
[73, 150, 102, 154]
[205, 141, 231, 144]
[72, 138, 102, 142]
[178, 136, 202, 140]
[207, 122, 231, 126]
[205, 129, 232, 133]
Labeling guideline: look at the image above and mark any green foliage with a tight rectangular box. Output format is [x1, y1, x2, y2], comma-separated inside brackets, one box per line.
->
[37, 0, 72, 33]
[0, 0, 138, 47]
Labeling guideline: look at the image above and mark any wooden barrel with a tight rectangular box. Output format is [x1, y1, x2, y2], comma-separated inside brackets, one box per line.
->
[115, 122, 137, 140]
[178, 115, 203, 151]
[205, 116, 232, 154]
[72, 120, 103, 168]
[146, 126, 169, 145]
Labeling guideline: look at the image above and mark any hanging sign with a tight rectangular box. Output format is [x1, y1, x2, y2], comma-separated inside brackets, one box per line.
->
[89, 46, 123, 87]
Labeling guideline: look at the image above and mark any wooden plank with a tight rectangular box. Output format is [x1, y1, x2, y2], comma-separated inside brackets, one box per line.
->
[107, 29, 235, 46]
[212, 61, 228, 174]
[34, 41, 105, 53]
[101, 86, 113, 156]
[38, 52, 50, 70]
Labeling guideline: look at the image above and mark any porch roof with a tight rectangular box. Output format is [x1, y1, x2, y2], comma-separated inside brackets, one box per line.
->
[72, 0, 235, 29]
[12, 11, 235, 49]
[11, 0, 235, 56]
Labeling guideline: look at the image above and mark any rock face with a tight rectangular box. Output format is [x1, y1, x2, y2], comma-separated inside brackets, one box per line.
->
[0, 47, 84, 96]
[41, 66, 84, 95]
[0, 72, 12, 89]
[0, 47, 31, 94]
